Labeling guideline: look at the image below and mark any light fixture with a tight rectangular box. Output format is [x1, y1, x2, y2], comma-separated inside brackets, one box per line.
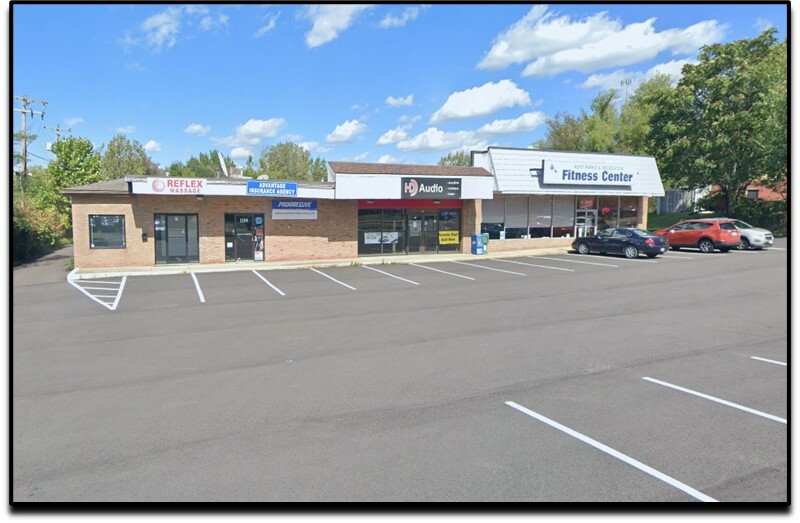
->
[197, 195, 204, 201]
[530, 159, 545, 177]
[433, 199, 441, 204]
[366, 199, 374, 204]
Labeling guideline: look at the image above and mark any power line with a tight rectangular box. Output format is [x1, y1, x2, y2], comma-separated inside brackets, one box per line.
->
[13, 95, 48, 203]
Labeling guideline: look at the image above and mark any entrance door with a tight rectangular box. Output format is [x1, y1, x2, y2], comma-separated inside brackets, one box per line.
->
[155, 214, 199, 264]
[576, 210, 598, 237]
[407, 212, 438, 254]
[225, 214, 263, 261]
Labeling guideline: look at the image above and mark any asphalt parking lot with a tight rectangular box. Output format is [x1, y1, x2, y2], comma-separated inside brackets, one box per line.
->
[12, 240, 788, 502]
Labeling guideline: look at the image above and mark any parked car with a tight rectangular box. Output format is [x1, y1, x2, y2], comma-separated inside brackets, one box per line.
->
[572, 228, 669, 259]
[652, 218, 741, 253]
[704, 218, 774, 250]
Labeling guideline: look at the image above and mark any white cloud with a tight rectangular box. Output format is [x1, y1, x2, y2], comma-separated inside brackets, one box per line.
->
[397, 127, 479, 152]
[326, 119, 367, 144]
[477, 112, 547, 135]
[351, 103, 368, 110]
[477, 6, 725, 79]
[386, 94, 414, 107]
[755, 18, 775, 32]
[200, 14, 229, 32]
[377, 154, 400, 164]
[522, 18, 726, 78]
[376, 127, 409, 145]
[299, 141, 320, 152]
[580, 59, 695, 91]
[430, 80, 531, 124]
[211, 118, 286, 148]
[354, 152, 370, 161]
[398, 115, 422, 124]
[283, 133, 303, 142]
[141, 6, 182, 49]
[302, 5, 373, 48]
[255, 13, 280, 38]
[184, 123, 210, 136]
[379, 6, 427, 28]
[230, 147, 253, 160]
[65, 117, 84, 127]
[143, 140, 161, 153]
[117, 125, 136, 133]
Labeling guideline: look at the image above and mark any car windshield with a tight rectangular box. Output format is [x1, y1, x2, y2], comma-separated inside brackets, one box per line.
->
[733, 220, 753, 229]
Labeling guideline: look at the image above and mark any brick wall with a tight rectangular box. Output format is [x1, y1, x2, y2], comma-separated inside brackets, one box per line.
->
[70, 194, 358, 269]
[459, 199, 481, 254]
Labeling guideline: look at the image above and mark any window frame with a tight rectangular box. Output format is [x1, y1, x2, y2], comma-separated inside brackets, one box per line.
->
[88, 214, 126, 249]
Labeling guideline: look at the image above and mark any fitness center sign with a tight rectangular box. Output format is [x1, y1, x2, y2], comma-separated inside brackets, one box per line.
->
[401, 177, 461, 199]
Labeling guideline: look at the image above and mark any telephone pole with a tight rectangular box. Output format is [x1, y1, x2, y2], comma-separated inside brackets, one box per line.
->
[44, 124, 71, 142]
[13, 95, 47, 203]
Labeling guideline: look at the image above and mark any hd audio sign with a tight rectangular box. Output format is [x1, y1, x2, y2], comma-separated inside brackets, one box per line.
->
[401, 177, 461, 199]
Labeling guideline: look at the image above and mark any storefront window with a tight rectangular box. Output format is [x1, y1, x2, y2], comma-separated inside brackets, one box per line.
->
[619, 196, 639, 228]
[358, 209, 383, 255]
[528, 196, 552, 238]
[382, 209, 405, 255]
[438, 210, 461, 252]
[552, 196, 575, 238]
[481, 197, 504, 239]
[504, 195, 528, 239]
[597, 196, 619, 231]
[89, 215, 125, 249]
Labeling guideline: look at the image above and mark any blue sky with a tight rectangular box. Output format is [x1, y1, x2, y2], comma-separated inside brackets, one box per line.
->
[12, 3, 788, 171]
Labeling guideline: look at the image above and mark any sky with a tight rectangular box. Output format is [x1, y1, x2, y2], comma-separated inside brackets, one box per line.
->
[10, 3, 789, 172]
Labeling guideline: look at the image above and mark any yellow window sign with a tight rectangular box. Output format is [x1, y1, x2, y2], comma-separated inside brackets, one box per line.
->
[438, 230, 460, 245]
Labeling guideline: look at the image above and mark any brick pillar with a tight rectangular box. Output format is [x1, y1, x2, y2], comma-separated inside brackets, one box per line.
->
[637, 196, 649, 229]
[460, 199, 482, 254]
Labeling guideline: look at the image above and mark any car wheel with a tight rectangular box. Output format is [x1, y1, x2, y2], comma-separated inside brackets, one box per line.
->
[739, 238, 751, 250]
[623, 245, 639, 259]
[576, 242, 590, 255]
[698, 238, 714, 253]
[671, 246, 681, 251]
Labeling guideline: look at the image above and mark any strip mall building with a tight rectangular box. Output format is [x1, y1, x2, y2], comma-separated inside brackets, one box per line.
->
[64, 147, 665, 269]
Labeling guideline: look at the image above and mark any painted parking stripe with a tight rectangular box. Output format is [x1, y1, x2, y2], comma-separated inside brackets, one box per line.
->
[505, 401, 717, 502]
[190, 273, 206, 303]
[529, 256, 618, 268]
[658, 254, 694, 260]
[642, 377, 786, 424]
[68, 277, 126, 311]
[751, 356, 787, 367]
[364, 265, 420, 285]
[409, 263, 475, 280]
[310, 268, 357, 290]
[450, 261, 526, 276]
[495, 258, 574, 272]
[566, 253, 657, 263]
[252, 270, 286, 296]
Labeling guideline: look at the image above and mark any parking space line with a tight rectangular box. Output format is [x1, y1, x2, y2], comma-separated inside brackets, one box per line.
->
[252, 270, 286, 296]
[750, 356, 787, 367]
[68, 278, 125, 311]
[310, 268, 357, 290]
[566, 253, 657, 263]
[505, 401, 717, 502]
[409, 263, 475, 280]
[658, 254, 694, 260]
[364, 266, 420, 285]
[190, 273, 206, 303]
[450, 261, 526, 276]
[528, 256, 618, 268]
[642, 377, 786, 424]
[495, 258, 574, 272]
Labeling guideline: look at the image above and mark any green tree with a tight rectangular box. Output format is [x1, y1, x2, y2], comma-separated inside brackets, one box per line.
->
[243, 154, 258, 179]
[648, 29, 787, 215]
[619, 74, 674, 155]
[100, 134, 159, 179]
[258, 142, 326, 181]
[583, 90, 620, 153]
[34, 137, 101, 226]
[169, 149, 235, 178]
[532, 112, 586, 151]
[437, 151, 471, 166]
[13, 131, 38, 202]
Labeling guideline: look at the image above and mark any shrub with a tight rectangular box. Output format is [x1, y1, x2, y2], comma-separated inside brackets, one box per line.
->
[13, 204, 70, 264]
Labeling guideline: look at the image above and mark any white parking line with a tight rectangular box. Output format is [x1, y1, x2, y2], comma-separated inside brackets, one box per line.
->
[68, 277, 126, 311]
[529, 256, 618, 268]
[750, 356, 787, 367]
[567, 253, 657, 263]
[252, 270, 286, 296]
[409, 263, 475, 280]
[364, 266, 420, 285]
[190, 273, 206, 303]
[505, 401, 717, 502]
[310, 268, 357, 290]
[495, 258, 574, 272]
[450, 261, 526, 276]
[642, 377, 786, 424]
[658, 254, 694, 260]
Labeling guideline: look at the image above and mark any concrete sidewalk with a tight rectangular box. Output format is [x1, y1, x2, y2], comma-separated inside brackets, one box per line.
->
[67, 246, 572, 281]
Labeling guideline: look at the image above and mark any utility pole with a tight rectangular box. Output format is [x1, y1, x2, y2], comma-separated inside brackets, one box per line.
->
[620, 77, 632, 105]
[13, 95, 47, 203]
[44, 123, 71, 142]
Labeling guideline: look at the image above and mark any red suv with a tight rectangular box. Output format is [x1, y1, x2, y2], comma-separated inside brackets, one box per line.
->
[653, 218, 741, 253]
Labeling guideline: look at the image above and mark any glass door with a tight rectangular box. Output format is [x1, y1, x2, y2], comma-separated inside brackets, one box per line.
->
[422, 214, 438, 253]
[407, 213, 423, 253]
[155, 214, 199, 264]
[225, 214, 263, 261]
[575, 210, 598, 238]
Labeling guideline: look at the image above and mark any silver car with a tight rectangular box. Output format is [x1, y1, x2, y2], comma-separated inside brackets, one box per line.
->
[730, 219, 774, 249]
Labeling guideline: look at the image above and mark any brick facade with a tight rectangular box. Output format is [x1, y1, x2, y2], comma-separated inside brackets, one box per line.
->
[71, 194, 358, 269]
